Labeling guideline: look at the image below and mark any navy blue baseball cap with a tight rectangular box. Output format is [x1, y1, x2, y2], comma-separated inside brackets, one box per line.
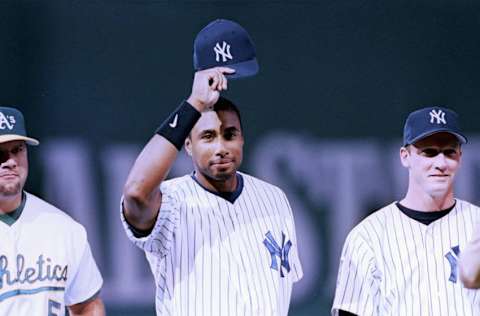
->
[403, 106, 467, 146]
[0, 107, 39, 145]
[193, 19, 259, 79]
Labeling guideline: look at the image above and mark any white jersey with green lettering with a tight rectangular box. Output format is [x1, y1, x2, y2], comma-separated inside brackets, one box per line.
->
[0, 192, 103, 316]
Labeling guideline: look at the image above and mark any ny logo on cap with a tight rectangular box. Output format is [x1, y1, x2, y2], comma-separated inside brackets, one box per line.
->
[214, 41, 233, 62]
[0, 112, 16, 130]
[429, 109, 447, 125]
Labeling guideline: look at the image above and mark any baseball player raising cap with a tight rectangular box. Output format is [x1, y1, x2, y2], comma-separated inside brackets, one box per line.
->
[332, 106, 480, 316]
[121, 19, 302, 316]
[0, 106, 105, 315]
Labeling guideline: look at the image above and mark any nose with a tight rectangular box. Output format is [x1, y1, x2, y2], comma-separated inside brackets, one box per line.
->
[214, 138, 229, 157]
[433, 153, 448, 171]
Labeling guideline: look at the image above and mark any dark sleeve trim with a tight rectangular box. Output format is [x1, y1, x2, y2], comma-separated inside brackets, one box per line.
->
[122, 201, 156, 238]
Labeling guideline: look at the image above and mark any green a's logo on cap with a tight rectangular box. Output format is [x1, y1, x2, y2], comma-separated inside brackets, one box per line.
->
[0, 112, 16, 130]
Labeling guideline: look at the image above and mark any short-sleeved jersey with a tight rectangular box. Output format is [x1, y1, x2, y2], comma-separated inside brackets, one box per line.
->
[121, 172, 303, 316]
[0, 192, 103, 315]
[332, 200, 480, 316]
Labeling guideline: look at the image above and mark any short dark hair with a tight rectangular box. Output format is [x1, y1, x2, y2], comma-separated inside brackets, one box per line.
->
[186, 97, 243, 140]
[213, 96, 243, 130]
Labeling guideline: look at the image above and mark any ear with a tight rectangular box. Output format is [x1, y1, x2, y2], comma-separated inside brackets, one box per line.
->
[184, 137, 192, 156]
[399, 146, 410, 168]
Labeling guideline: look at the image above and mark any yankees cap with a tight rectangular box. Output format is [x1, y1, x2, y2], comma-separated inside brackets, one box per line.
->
[403, 106, 467, 146]
[0, 107, 39, 145]
[193, 19, 259, 79]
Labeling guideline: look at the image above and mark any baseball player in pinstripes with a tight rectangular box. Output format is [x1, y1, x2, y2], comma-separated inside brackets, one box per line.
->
[332, 106, 480, 316]
[0, 107, 104, 315]
[120, 19, 302, 316]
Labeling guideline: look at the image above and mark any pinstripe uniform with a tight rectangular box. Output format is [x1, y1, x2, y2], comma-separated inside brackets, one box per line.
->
[121, 172, 302, 316]
[0, 192, 103, 316]
[332, 200, 480, 316]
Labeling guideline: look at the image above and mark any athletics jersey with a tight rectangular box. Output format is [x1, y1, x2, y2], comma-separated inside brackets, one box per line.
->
[332, 199, 480, 316]
[121, 172, 303, 316]
[0, 192, 103, 316]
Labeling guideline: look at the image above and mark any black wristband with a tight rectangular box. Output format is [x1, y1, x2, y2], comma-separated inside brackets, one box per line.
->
[156, 101, 201, 150]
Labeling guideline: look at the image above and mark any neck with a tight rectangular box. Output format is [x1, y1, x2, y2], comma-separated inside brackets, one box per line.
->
[194, 171, 238, 193]
[401, 186, 455, 212]
[0, 193, 22, 215]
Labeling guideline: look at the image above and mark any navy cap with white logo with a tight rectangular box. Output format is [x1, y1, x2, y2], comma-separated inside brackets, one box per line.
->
[193, 19, 259, 79]
[403, 106, 467, 146]
[0, 107, 39, 146]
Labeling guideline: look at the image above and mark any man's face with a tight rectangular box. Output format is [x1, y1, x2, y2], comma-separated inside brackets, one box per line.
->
[186, 110, 244, 182]
[401, 132, 461, 198]
[0, 140, 28, 197]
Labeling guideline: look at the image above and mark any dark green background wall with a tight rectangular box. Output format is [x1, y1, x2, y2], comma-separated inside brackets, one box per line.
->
[2, 1, 480, 315]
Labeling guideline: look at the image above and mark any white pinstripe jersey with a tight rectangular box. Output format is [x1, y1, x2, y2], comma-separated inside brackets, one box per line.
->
[332, 199, 480, 316]
[121, 172, 303, 316]
[0, 192, 103, 316]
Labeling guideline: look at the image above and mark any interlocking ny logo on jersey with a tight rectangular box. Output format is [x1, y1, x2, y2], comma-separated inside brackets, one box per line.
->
[214, 41, 233, 63]
[429, 109, 447, 124]
[263, 231, 292, 277]
[444, 245, 460, 283]
[0, 112, 15, 130]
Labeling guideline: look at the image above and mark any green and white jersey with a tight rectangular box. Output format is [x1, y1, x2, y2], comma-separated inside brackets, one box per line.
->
[0, 192, 103, 315]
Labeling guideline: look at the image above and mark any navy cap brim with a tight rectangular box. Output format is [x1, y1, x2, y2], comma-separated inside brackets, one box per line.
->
[225, 58, 259, 79]
[406, 129, 467, 146]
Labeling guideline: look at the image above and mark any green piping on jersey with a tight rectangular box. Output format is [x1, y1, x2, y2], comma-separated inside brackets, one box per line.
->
[0, 192, 26, 226]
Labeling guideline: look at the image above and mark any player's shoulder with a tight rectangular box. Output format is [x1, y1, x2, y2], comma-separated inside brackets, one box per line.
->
[354, 202, 396, 226]
[161, 174, 193, 189]
[240, 171, 287, 196]
[24, 191, 86, 234]
[455, 199, 480, 210]
[345, 202, 397, 241]
[454, 199, 480, 216]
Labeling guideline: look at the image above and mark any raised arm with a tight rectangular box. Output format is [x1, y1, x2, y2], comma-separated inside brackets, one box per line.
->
[122, 67, 234, 231]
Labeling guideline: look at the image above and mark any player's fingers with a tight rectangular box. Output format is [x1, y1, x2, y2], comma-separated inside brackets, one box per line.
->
[209, 72, 220, 90]
[217, 70, 226, 91]
[222, 73, 228, 91]
[214, 68, 227, 91]
[213, 69, 221, 91]
[215, 66, 236, 75]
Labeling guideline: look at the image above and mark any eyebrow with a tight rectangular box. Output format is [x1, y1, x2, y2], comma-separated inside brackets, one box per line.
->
[197, 129, 216, 136]
[224, 126, 240, 133]
[0, 143, 25, 151]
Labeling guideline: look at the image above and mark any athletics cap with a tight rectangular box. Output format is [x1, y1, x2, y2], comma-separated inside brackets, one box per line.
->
[0, 107, 39, 145]
[403, 106, 467, 146]
[193, 19, 259, 79]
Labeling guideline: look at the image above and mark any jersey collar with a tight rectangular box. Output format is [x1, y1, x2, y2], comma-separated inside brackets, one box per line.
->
[191, 172, 244, 204]
[396, 200, 456, 225]
[0, 191, 27, 226]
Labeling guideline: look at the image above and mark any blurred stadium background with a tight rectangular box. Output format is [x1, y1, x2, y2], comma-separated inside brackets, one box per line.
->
[2, 0, 480, 314]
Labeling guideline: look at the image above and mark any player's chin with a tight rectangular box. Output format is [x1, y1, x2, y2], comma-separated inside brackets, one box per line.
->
[210, 167, 237, 181]
[0, 182, 22, 196]
[428, 184, 452, 197]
